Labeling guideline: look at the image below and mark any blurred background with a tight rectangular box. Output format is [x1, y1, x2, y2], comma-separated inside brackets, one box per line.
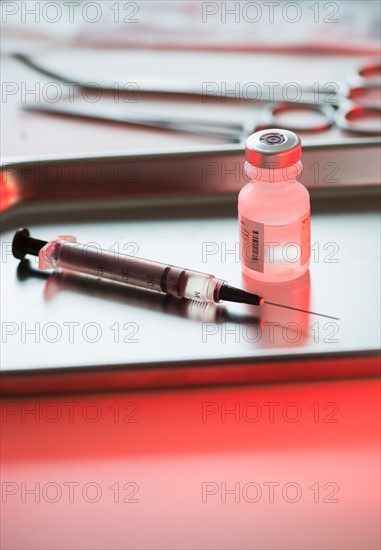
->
[1, 0, 381, 158]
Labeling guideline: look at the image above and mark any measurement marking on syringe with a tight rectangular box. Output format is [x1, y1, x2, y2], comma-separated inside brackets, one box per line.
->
[146, 274, 155, 288]
[160, 266, 171, 293]
[176, 270, 186, 297]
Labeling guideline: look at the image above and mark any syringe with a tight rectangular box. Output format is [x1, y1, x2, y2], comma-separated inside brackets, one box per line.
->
[12, 228, 339, 319]
[12, 228, 263, 306]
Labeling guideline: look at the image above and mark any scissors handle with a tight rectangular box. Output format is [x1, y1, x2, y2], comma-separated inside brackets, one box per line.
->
[352, 61, 381, 86]
[347, 86, 380, 110]
[253, 102, 337, 134]
[336, 102, 381, 135]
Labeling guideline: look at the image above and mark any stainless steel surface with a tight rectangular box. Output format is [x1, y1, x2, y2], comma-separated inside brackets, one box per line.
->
[1, 187, 380, 390]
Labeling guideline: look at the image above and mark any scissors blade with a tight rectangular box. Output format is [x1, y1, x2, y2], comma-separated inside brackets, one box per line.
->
[22, 103, 243, 141]
[14, 53, 329, 105]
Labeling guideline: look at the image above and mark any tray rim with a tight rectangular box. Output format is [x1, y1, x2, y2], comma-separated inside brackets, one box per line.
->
[1, 350, 380, 396]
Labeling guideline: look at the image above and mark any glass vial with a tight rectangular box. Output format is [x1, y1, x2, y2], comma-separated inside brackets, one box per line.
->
[238, 129, 310, 282]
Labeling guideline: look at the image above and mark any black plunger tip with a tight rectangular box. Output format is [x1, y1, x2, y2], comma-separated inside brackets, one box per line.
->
[12, 227, 47, 260]
[12, 228, 30, 260]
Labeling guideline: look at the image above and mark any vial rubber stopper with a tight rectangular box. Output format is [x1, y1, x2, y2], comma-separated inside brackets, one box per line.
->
[245, 128, 301, 168]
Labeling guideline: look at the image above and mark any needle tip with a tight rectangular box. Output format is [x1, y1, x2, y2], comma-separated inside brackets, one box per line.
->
[264, 301, 339, 320]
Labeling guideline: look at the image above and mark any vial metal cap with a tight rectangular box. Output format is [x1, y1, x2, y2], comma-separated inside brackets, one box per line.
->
[245, 129, 301, 168]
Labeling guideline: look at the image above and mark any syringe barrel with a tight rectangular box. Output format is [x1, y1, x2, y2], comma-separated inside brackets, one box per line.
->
[39, 240, 226, 302]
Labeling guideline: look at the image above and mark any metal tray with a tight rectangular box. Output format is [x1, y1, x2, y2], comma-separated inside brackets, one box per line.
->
[1, 145, 380, 394]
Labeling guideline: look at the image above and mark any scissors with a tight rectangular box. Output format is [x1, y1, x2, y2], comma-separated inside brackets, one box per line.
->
[15, 54, 381, 139]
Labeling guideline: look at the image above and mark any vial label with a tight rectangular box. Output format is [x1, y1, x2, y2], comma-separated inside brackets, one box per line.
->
[240, 211, 311, 274]
[239, 215, 265, 273]
[300, 212, 311, 266]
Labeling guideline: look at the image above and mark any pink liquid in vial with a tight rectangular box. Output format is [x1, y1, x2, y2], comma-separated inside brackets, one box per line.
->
[238, 130, 310, 283]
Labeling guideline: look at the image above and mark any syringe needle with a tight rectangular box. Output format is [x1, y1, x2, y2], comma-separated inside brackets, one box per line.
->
[210, 286, 339, 320]
[264, 301, 340, 320]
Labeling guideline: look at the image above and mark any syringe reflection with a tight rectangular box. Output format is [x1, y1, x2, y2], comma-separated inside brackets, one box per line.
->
[17, 261, 316, 346]
[17, 260, 262, 326]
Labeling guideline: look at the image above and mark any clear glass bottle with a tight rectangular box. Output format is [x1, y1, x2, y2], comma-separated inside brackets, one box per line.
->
[238, 129, 310, 282]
